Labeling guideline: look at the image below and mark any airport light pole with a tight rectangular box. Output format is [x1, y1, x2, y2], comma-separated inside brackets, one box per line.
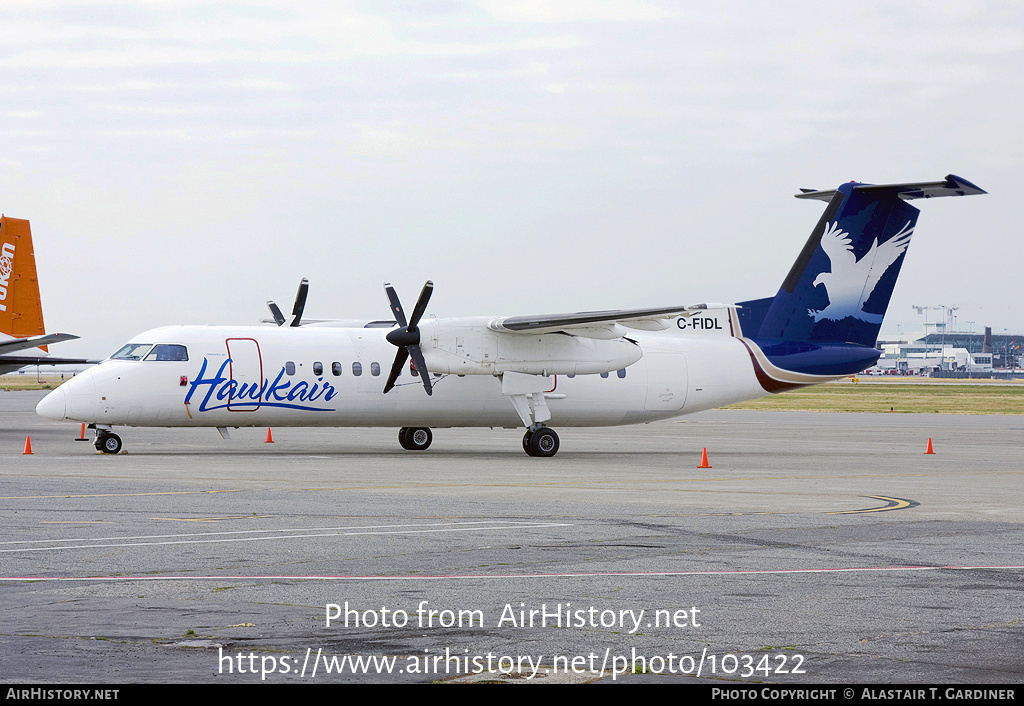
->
[940, 305, 945, 369]
[913, 305, 942, 364]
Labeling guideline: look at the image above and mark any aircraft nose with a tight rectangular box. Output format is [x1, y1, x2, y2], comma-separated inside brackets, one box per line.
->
[36, 386, 67, 421]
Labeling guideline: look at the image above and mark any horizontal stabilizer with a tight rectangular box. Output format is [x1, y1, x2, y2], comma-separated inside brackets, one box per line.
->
[0, 332, 80, 355]
[796, 174, 986, 202]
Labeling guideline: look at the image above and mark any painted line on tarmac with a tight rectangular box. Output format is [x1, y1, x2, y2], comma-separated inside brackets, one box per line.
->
[0, 519, 570, 553]
[3, 564, 1024, 582]
[3, 472, 1022, 503]
[704, 495, 920, 516]
[0, 489, 246, 500]
[832, 495, 919, 514]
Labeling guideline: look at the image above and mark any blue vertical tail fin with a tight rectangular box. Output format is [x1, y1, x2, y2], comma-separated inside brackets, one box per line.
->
[734, 175, 985, 384]
[746, 174, 985, 348]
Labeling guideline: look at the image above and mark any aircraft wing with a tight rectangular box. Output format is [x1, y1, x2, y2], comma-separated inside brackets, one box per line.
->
[0, 334, 99, 374]
[260, 317, 338, 326]
[487, 304, 712, 337]
[0, 355, 99, 375]
[0, 333, 80, 355]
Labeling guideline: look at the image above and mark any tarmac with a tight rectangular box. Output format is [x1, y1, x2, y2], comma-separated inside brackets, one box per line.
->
[1, 389, 1022, 684]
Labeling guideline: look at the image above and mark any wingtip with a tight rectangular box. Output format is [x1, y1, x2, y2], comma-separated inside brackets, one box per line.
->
[944, 173, 987, 196]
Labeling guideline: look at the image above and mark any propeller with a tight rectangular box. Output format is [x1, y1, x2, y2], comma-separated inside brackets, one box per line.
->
[267, 300, 285, 326]
[267, 278, 309, 327]
[383, 280, 434, 395]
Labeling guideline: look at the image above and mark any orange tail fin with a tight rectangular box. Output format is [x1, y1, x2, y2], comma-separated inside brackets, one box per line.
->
[0, 216, 46, 346]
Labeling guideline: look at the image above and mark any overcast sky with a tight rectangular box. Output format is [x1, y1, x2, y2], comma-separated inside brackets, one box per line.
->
[2, 0, 1020, 358]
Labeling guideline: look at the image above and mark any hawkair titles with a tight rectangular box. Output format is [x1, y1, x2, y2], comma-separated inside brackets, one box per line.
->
[185, 358, 338, 412]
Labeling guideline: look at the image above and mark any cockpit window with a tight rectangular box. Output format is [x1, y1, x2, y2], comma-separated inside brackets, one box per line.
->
[110, 343, 153, 360]
[144, 344, 189, 362]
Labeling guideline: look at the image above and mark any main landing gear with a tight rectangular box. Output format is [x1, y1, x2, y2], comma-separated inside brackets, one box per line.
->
[95, 431, 122, 454]
[522, 426, 559, 457]
[399, 427, 432, 451]
[500, 373, 560, 457]
[395, 425, 560, 456]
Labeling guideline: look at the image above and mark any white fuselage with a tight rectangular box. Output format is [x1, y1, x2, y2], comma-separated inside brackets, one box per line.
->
[37, 309, 771, 430]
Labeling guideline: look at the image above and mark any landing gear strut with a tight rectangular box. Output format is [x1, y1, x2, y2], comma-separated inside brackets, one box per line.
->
[523, 426, 559, 457]
[95, 431, 122, 454]
[399, 427, 432, 451]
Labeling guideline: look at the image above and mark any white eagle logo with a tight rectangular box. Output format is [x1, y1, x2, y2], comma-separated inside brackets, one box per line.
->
[807, 221, 914, 324]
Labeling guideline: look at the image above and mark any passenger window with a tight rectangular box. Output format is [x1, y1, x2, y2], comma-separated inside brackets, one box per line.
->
[286, 361, 296, 375]
[567, 374, 575, 378]
[313, 361, 323, 376]
[600, 372, 609, 378]
[617, 368, 626, 378]
[370, 362, 381, 376]
[332, 362, 342, 376]
[143, 344, 189, 362]
[352, 362, 362, 376]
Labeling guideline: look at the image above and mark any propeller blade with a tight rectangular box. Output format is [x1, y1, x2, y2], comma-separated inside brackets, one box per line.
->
[290, 278, 309, 327]
[383, 347, 410, 394]
[384, 283, 408, 329]
[408, 344, 433, 396]
[407, 280, 433, 330]
[267, 301, 286, 326]
[382, 280, 435, 396]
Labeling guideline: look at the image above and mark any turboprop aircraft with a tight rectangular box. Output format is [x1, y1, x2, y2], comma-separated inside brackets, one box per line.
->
[0, 216, 93, 374]
[36, 175, 985, 456]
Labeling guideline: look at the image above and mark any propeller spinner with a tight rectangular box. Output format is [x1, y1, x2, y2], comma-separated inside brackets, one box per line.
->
[383, 280, 434, 395]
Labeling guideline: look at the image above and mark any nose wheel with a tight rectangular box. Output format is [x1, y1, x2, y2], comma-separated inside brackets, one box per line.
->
[523, 427, 559, 457]
[95, 432, 123, 455]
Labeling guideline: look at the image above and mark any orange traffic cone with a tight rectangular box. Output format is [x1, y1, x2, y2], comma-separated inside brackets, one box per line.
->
[698, 447, 711, 468]
[23, 436, 32, 455]
[925, 437, 935, 454]
[78, 423, 86, 440]
[265, 428, 274, 443]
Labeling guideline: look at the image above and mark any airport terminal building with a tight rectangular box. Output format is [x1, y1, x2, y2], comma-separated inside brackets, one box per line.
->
[874, 327, 1021, 377]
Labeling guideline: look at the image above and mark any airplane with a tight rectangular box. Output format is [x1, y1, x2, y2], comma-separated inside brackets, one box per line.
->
[0, 216, 94, 375]
[35, 175, 986, 456]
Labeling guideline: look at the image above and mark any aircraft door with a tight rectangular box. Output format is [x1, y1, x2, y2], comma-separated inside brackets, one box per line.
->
[643, 352, 687, 412]
[225, 338, 263, 411]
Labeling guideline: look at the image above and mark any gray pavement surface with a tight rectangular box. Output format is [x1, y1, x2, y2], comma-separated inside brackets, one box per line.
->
[1, 390, 1022, 684]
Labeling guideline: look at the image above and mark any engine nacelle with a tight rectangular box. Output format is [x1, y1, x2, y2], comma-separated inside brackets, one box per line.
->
[420, 318, 642, 375]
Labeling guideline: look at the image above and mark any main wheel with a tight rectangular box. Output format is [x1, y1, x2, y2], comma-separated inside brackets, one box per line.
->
[522, 429, 534, 453]
[96, 433, 122, 455]
[399, 426, 432, 451]
[526, 427, 559, 457]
